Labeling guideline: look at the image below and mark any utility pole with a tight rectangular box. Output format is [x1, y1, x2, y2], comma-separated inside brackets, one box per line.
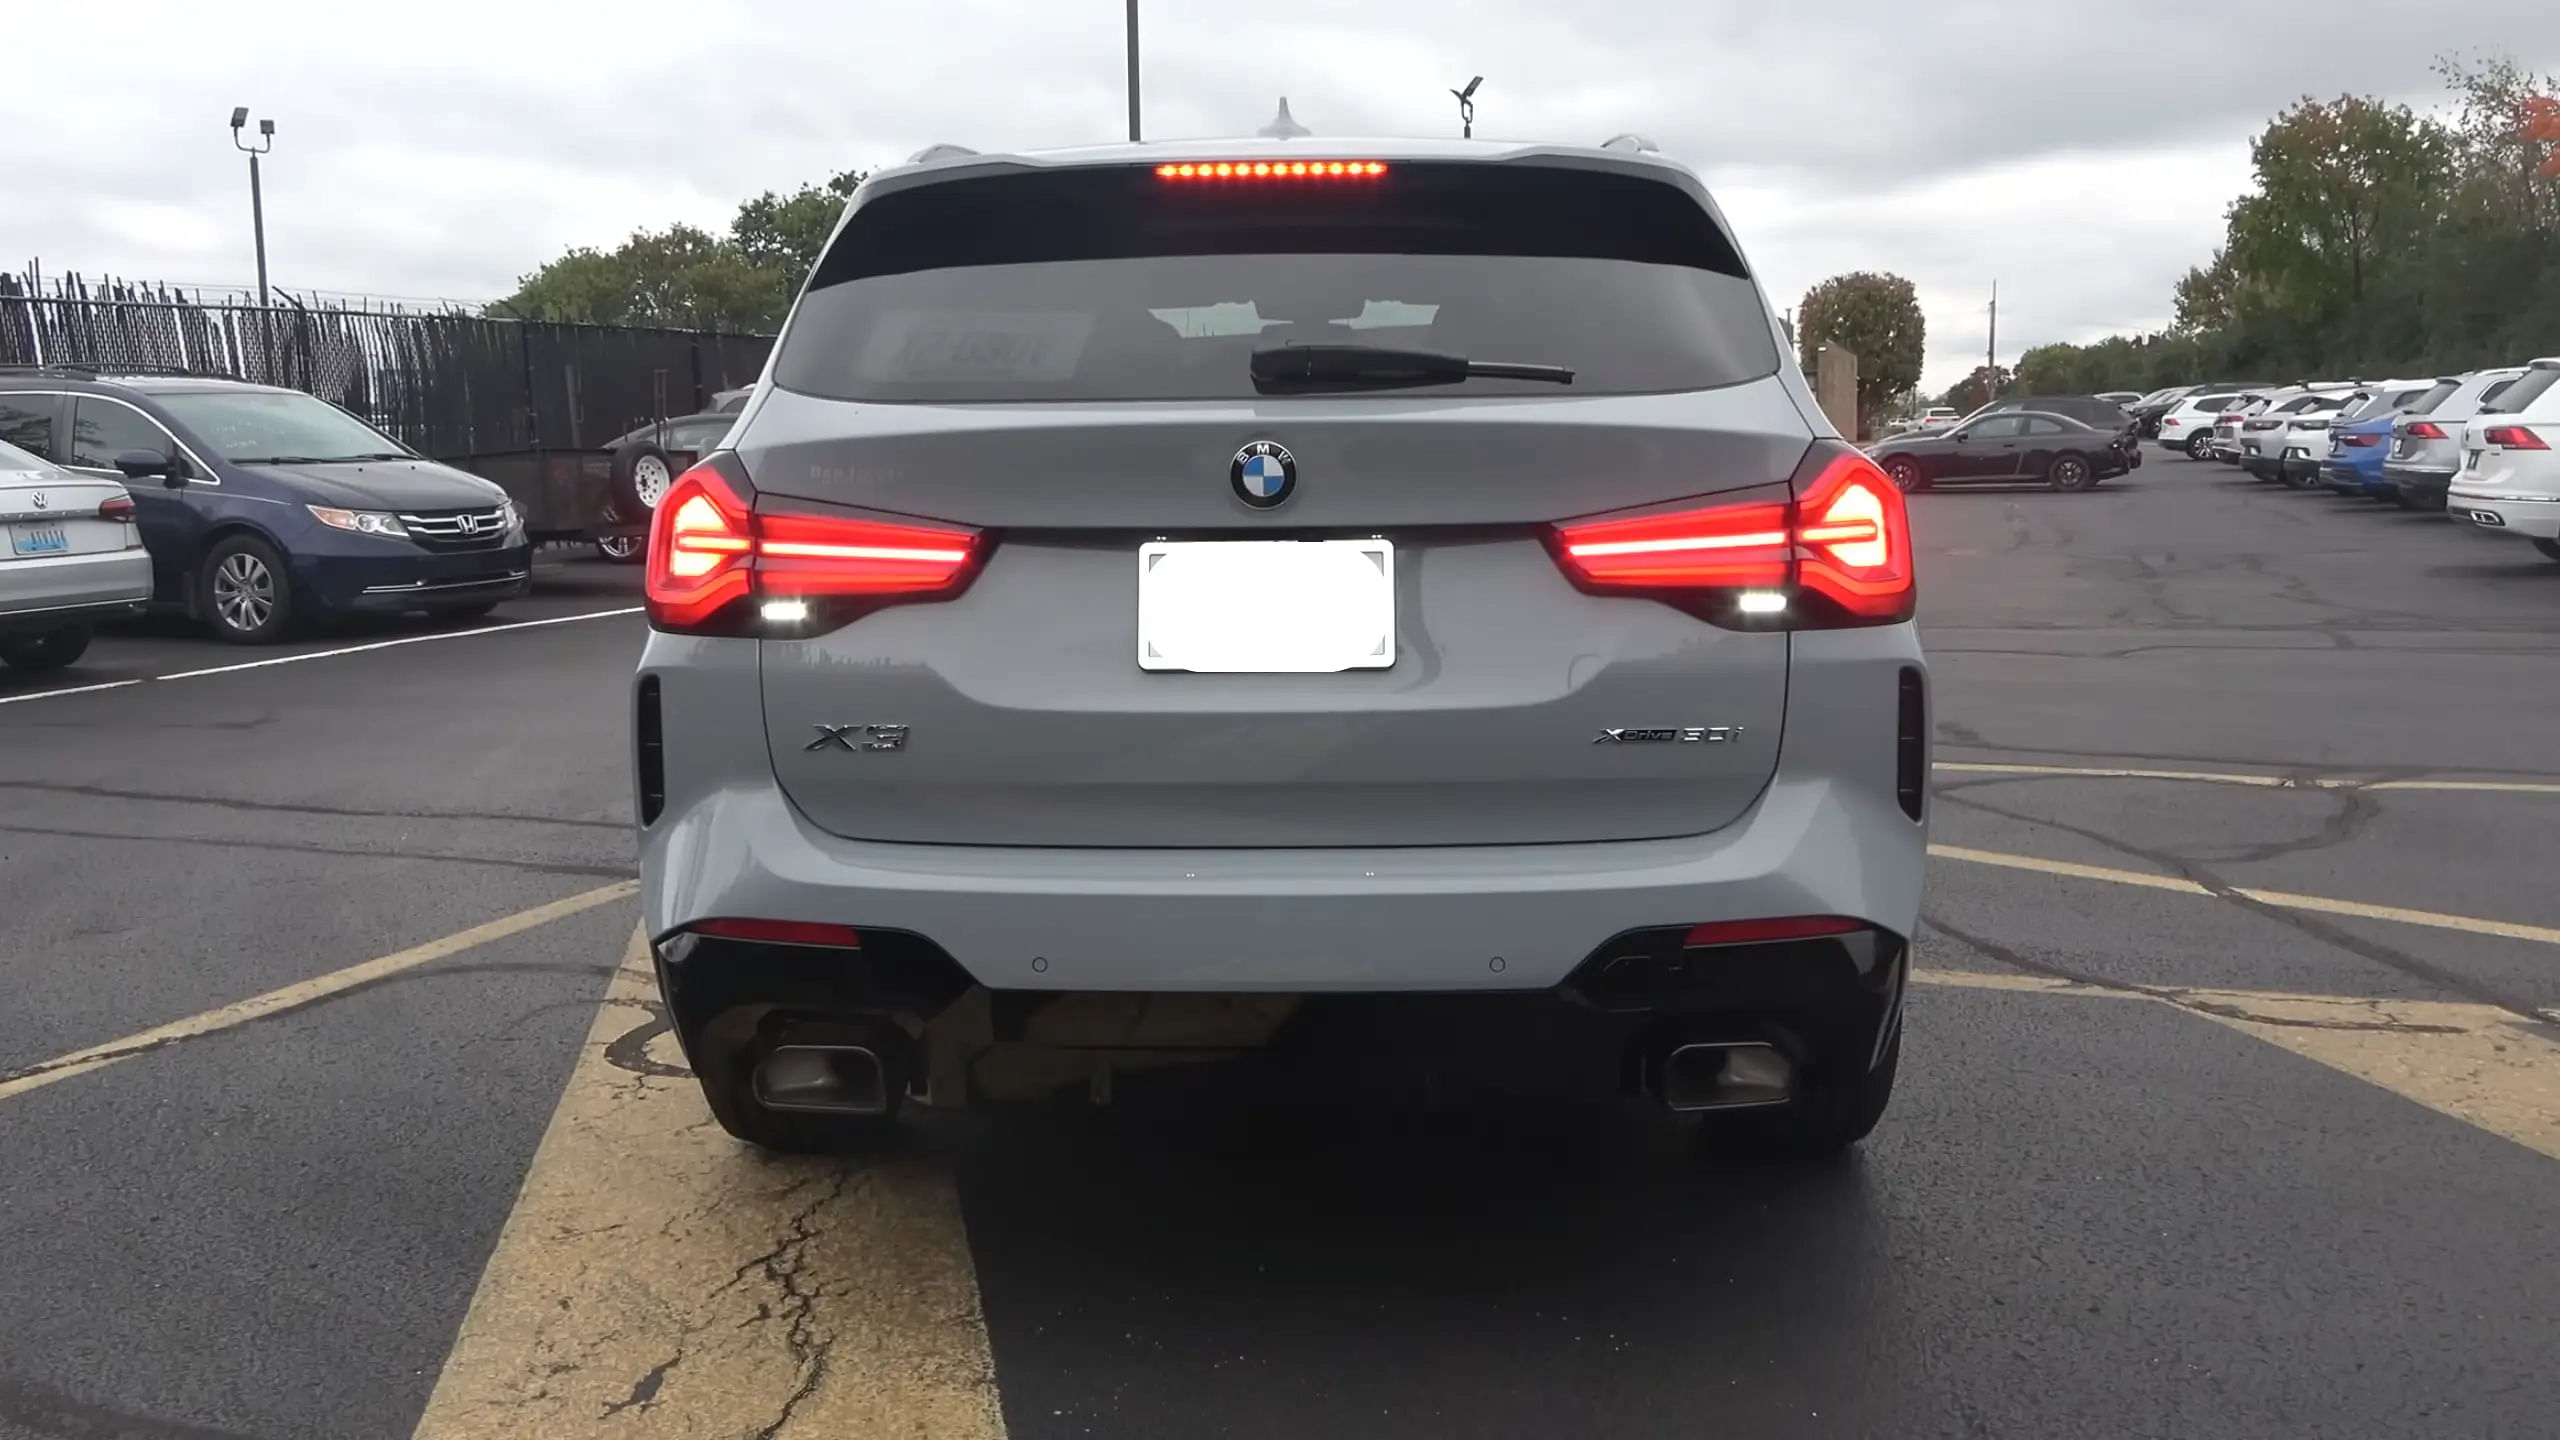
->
[1986, 279, 1998, 385]
[229, 107, 275, 308]
[1125, 0, 1141, 142]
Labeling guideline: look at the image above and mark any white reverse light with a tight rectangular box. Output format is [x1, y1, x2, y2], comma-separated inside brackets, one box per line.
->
[760, 599, 810, 624]
[1736, 590, 1788, 615]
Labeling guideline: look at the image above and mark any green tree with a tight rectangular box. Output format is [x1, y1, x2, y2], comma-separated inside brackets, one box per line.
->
[500, 168, 873, 331]
[730, 169, 869, 295]
[1941, 364, 2011, 413]
[1796, 272, 1925, 437]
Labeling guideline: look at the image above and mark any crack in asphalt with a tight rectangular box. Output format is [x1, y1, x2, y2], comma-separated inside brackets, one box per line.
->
[1930, 788, 2546, 1023]
[0, 778, 629, 831]
[713, 1170, 859, 1440]
[0, 960, 614, 1088]
[601, 1000, 692, 1080]
[0, 821, 634, 880]
[1921, 913, 2466, 1036]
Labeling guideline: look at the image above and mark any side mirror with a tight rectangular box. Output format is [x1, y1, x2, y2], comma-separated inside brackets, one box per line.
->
[113, 449, 174, 483]
[1951, 430, 1969, 442]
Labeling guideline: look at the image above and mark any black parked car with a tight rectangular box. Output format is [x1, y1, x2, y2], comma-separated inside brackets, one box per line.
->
[1867, 410, 2138, 492]
[0, 369, 531, 643]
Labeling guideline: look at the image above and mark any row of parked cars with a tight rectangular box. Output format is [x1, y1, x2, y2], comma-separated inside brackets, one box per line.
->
[0, 367, 540, 668]
[2139, 363, 2560, 560]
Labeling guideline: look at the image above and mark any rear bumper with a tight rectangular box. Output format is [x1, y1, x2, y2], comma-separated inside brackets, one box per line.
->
[636, 625, 1930, 995]
[2447, 489, 2560, 539]
[2386, 465, 2454, 503]
[0, 549, 153, 634]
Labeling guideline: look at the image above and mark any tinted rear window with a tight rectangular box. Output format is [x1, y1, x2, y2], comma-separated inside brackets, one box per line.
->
[2397, 381, 2461, 417]
[775, 162, 1779, 402]
[2193, 395, 2239, 413]
[2482, 368, 2559, 414]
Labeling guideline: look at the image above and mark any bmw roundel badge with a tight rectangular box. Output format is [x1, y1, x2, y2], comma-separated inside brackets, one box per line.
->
[1230, 441, 1296, 509]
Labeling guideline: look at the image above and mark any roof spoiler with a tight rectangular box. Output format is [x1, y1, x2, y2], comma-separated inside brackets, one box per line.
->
[906, 143, 979, 165]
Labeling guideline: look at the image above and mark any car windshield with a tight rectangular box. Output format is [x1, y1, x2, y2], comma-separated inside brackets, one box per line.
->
[146, 390, 413, 465]
[775, 163, 1778, 401]
[0, 435, 48, 473]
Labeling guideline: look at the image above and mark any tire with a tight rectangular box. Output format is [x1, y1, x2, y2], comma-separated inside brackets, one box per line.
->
[1696, 1026, 1900, 1161]
[594, 534, 644, 564]
[2185, 432, 2213, 460]
[2533, 538, 2560, 563]
[610, 444, 677, 520]
[1882, 456, 1926, 493]
[0, 623, 92, 672]
[197, 534, 295, 644]
[2047, 453, 2097, 491]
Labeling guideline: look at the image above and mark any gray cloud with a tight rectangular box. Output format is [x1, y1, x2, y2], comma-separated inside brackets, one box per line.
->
[5, 0, 2555, 388]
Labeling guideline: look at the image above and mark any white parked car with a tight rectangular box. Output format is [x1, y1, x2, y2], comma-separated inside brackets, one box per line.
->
[2447, 358, 2560, 559]
[2159, 388, 2258, 459]
[2231, 385, 2356, 477]
[0, 435, 151, 671]
[2385, 367, 2528, 510]
[1914, 406, 1962, 431]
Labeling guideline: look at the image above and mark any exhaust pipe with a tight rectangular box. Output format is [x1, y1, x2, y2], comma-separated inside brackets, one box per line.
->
[753, 1043, 891, 1115]
[1655, 1039, 1795, 1112]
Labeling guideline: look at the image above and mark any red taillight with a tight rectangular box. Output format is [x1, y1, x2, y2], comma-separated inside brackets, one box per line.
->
[2343, 434, 2383, 448]
[1156, 160, 1387, 180]
[2404, 421, 2448, 440]
[1550, 448, 1914, 627]
[2483, 426, 2551, 450]
[1683, 916, 1866, 947]
[644, 459, 982, 634]
[98, 494, 135, 519]
[688, 918, 862, 948]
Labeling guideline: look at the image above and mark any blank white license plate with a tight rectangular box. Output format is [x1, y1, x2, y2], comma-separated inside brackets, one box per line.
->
[9, 522, 67, 556]
[1137, 539, 1395, 673]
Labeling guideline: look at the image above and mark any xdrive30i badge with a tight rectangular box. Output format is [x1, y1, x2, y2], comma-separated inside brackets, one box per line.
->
[1593, 727, 1746, 745]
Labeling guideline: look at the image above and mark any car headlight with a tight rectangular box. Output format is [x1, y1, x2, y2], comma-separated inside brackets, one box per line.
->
[308, 505, 408, 539]
[499, 498, 526, 539]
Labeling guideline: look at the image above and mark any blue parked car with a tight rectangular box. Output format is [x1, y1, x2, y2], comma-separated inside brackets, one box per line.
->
[0, 369, 531, 643]
[2320, 379, 2453, 498]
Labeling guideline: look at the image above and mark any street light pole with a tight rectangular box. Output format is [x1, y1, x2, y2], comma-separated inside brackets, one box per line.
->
[1124, 0, 1141, 142]
[229, 107, 275, 308]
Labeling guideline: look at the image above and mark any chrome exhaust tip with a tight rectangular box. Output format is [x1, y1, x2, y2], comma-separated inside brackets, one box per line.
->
[1656, 1040, 1795, 1112]
[753, 1043, 890, 1115]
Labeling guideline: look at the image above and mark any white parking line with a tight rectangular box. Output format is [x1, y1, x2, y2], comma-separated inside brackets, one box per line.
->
[0, 679, 144, 706]
[154, 606, 643, 680]
[1937, 760, 2560, 797]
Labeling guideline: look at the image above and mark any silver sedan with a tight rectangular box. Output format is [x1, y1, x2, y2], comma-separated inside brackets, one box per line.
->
[1, 436, 152, 672]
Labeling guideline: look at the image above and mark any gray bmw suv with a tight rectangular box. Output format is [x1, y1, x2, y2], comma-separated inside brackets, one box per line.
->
[635, 138, 1929, 1157]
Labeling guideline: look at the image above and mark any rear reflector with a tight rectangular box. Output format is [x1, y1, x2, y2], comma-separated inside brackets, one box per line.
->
[1548, 446, 1913, 628]
[1156, 160, 1387, 180]
[1683, 916, 1866, 947]
[2483, 426, 2550, 450]
[688, 918, 863, 948]
[2404, 421, 2448, 440]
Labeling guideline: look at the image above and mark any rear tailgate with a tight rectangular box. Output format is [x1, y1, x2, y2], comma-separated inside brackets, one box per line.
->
[739, 154, 1806, 848]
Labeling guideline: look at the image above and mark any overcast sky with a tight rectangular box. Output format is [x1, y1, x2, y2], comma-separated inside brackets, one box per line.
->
[6, 1, 2556, 391]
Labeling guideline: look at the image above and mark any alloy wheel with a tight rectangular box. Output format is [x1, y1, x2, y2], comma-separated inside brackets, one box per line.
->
[213, 552, 276, 634]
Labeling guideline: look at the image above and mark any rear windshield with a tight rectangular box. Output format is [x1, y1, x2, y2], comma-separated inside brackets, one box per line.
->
[774, 162, 1779, 402]
[2193, 395, 2240, 413]
[2396, 381, 2461, 417]
[2481, 367, 2559, 414]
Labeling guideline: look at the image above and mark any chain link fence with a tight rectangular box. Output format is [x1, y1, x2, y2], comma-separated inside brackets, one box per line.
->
[0, 274, 772, 463]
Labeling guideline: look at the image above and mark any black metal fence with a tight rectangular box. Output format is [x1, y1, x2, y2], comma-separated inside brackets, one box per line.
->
[0, 275, 773, 462]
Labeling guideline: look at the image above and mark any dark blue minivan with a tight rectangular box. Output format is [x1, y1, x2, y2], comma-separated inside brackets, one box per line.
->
[0, 371, 532, 643]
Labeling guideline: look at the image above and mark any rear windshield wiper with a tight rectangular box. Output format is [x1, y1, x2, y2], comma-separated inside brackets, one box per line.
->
[1249, 344, 1575, 394]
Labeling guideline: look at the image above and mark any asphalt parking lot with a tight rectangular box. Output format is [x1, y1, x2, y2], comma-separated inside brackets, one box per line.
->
[4, 463, 2557, 1439]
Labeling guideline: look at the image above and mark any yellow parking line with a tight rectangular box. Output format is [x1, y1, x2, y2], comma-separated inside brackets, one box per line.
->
[1929, 843, 2560, 947]
[0, 881, 637, 1104]
[411, 932, 1005, 1440]
[1917, 968, 2560, 1160]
